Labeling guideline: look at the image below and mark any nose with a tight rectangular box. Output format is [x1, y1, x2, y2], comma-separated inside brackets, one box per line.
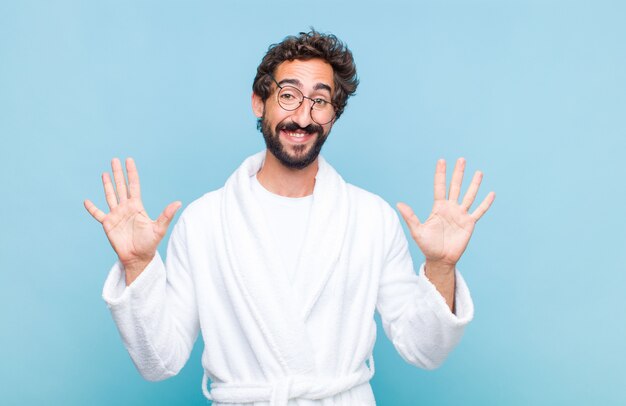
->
[289, 99, 315, 128]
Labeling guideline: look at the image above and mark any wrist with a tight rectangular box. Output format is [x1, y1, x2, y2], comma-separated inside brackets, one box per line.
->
[423, 260, 457, 313]
[122, 257, 153, 285]
[424, 260, 456, 277]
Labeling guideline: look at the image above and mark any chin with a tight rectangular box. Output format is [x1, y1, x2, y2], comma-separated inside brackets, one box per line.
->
[260, 119, 327, 170]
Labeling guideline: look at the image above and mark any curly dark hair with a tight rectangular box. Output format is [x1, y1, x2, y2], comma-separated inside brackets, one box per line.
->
[253, 30, 359, 121]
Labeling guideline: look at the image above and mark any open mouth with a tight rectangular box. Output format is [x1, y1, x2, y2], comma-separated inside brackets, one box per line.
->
[280, 129, 316, 143]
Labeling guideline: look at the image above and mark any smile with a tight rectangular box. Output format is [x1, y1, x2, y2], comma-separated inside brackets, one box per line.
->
[286, 131, 308, 138]
[280, 129, 315, 143]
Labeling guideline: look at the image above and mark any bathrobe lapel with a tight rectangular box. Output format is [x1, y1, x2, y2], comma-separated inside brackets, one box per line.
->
[221, 152, 315, 376]
[292, 156, 350, 320]
[221, 152, 350, 376]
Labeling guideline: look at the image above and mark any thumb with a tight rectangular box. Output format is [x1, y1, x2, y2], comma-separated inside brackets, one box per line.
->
[156, 201, 182, 231]
[396, 202, 421, 229]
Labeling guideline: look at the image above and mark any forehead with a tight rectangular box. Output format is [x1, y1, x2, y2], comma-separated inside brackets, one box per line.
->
[274, 59, 334, 91]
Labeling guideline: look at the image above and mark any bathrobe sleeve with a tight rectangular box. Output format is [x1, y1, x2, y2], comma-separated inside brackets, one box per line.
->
[376, 211, 474, 370]
[101, 216, 200, 381]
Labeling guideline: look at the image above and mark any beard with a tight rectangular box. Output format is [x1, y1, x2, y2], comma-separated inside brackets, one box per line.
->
[259, 117, 328, 170]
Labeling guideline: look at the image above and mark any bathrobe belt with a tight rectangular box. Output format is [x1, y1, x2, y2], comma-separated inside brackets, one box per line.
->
[202, 356, 375, 405]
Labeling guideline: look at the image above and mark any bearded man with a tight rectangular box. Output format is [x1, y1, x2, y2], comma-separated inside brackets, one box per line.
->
[85, 30, 495, 405]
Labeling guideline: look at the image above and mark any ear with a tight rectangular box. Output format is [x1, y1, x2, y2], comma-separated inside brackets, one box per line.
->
[251, 92, 264, 118]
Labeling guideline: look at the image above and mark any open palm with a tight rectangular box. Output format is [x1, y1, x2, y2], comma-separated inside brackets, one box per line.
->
[84, 158, 180, 283]
[397, 158, 495, 267]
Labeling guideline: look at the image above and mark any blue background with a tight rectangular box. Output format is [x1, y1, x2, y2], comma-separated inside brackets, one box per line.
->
[1, 0, 624, 404]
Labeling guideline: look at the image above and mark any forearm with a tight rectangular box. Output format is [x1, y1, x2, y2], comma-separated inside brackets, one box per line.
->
[103, 253, 199, 381]
[424, 260, 456, 313]
[378, 264, 473, 370]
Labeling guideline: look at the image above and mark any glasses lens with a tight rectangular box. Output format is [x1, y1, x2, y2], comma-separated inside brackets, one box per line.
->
[310, 100, 336, 125]
[277, 86, 303, 110]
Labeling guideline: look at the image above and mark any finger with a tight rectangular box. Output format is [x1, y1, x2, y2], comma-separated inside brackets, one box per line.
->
[111, 158, 129, 202]
[396, 202, 422, 230]
[156, 201, 182, 232]
[448, 157, 465, 202]
[84, 199, 106, 223]
[102, 172, 118, 209]
[434, 159, 446, 201]
[461, 171, 483, 210]
[470, 191, 496, 221]
[126, 157, 141, 199]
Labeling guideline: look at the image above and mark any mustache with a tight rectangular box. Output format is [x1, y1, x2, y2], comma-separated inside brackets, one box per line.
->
[277, 121, 324, 135]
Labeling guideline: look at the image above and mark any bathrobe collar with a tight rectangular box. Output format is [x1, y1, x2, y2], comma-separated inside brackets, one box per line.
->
[221, 151, 350, 376]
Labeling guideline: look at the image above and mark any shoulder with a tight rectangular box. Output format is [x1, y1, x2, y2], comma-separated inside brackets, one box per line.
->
[345, 183, 399, 225]
[346, 183, 394, 212]
[344, 182, 407, 253]
[176, 188, 225, 226]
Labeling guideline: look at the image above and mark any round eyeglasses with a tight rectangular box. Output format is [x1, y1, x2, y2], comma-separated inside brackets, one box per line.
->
[271, 76, 337, 125]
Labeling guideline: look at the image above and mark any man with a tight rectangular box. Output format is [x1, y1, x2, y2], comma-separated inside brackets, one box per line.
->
[84, 30, 495, 405]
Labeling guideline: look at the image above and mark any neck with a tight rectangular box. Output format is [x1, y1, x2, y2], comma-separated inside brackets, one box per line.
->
[256, 150, 318, 197]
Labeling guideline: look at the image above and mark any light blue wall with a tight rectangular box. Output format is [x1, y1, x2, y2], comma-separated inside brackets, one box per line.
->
[1, 1, 624, 404]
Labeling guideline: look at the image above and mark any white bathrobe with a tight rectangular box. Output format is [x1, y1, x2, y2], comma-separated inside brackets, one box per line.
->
[102, 152, 474, 405]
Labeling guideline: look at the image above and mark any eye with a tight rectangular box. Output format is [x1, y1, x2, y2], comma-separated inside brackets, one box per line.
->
[312, 98, 330, 108]
[278, 87, 302, 104]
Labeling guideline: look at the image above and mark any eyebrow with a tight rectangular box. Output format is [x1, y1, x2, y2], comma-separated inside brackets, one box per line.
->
[314, 83, 332, 93]
[277, 78, 332, 94]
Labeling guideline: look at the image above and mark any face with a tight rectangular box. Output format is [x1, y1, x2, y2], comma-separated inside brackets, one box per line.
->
[253, 58, 335, 170]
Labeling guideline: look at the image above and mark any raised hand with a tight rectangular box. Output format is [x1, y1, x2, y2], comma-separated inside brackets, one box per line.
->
[397, 158, 495, 269]
[397, 158, 494, 311]
[84, 158, 181, 285]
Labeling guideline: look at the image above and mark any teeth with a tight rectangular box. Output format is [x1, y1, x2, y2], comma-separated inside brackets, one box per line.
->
[286, 132, 306, 138]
